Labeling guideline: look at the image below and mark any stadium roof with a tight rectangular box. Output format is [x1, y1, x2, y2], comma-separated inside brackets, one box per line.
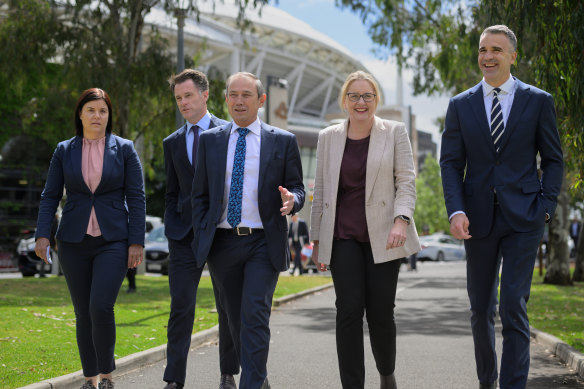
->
[145, 3, 380, 123]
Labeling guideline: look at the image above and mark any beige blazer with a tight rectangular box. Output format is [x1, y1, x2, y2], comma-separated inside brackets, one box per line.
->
[310, 116, 421, 265]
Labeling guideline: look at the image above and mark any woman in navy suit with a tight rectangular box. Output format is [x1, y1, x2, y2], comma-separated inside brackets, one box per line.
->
[34, 88, 146, 389]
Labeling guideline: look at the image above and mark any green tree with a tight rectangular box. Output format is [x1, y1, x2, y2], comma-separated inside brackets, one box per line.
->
[413, 154, 450, 235]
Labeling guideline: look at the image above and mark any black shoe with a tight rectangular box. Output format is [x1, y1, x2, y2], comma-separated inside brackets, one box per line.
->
[126, 287, 136, 293]
[98, 378, 114, 389]
[219, 373, 237, 389]
[163, 382, 183, 389]
[380, 373, 397, 389]
[479, 382, 497, 389]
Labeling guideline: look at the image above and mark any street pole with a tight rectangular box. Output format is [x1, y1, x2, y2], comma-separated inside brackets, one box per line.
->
[175, 8, 187, 130]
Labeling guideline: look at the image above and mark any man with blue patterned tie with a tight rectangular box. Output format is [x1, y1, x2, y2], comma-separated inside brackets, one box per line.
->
[440, 25, 563, 389]
[162, 69, 239, 389]
[191, 72, 305, 389]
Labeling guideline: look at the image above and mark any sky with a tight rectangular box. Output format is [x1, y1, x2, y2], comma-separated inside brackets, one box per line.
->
[272, 0, 452, 148]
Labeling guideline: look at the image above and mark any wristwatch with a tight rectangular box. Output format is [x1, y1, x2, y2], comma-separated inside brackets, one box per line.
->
[395, 215, 411, 225]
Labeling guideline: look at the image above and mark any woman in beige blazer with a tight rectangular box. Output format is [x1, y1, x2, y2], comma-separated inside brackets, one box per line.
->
[311, 71, 420, 389]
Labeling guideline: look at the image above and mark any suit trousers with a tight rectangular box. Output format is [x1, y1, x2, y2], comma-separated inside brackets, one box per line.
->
[58, 235, 128, 377]
[465, 205, 544, 389]
[291, 242, 303, 274]
[330, 239, 401, 389]
[207, 230, 279, 389]
[164, 230, 239, 385]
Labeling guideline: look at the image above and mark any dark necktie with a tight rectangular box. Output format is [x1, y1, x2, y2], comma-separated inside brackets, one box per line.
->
[191, 125, 200, 170]
[491, 88, 504, 152]
[227, 128, 250, 228]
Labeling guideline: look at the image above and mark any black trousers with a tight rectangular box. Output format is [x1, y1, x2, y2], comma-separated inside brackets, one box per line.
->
[330, 239, 401, 389]
[58, 236, 128, 377]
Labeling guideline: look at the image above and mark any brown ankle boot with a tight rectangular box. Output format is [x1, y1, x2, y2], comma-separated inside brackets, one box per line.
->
[380, 373, 397, 389]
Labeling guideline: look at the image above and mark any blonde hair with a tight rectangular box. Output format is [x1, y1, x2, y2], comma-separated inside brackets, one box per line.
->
[338, 71, 381, 110]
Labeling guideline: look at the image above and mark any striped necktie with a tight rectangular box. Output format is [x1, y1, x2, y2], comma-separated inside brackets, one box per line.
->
[491, 88, 504, 152]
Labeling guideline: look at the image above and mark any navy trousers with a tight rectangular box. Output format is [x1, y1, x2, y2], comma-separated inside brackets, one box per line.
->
[330, 239, 401, 389]
[465, 205, 544, 389]
[207, 230, 279, 389]
[58, 236, 128, 377]
[164, 230, 239, 385]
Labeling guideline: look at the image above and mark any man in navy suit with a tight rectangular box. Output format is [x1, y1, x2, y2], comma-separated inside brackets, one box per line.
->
[440, 25, 563, 389]
[162, 69, 239, 389]
[192, 72, 304, 389]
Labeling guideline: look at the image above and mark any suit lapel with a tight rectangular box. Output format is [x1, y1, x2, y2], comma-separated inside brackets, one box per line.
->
[498, 80, 531, 153]
[70, 136, 92, 193]
[95, 133, 117, 193]
[175, 124, 191, 172]
[259, 123, 276, 190]
[328, 122, 348, 198]
[214, 123, 231, 196]
[468, 83, 495, 152]
[365, 117, 387, 201]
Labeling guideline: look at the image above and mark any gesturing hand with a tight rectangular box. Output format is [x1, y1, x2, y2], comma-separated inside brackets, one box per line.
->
[279, 186, 294, 216]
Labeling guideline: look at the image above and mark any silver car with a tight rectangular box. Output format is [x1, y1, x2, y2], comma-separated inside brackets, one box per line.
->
[417, 233, 466, 262]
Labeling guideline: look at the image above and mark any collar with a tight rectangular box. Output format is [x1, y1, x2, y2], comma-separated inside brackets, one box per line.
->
[230, 117, 262, 136]
[187, 111, 211, 132]
[482, 75, 515, 97]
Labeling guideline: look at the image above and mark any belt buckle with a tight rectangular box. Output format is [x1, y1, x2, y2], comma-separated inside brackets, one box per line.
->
[236, 227, 251, 236]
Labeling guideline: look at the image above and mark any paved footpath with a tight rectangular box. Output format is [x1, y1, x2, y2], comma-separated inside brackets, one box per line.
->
[112, 262, 583, 388]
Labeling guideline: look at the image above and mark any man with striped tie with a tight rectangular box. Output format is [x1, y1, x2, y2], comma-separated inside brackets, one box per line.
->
[440, 25, 563, 389]
[191, 72, 305, 389]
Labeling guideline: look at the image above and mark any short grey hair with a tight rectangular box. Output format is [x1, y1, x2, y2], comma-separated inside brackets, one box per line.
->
[225, 72, 265, 97]
[481, 25, 517, 52]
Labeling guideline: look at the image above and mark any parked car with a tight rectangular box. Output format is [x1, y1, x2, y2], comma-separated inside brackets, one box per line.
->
[144, 225, 169, 275]
[417, 233, 466, 262]
[145, 215, 163, 234]
[16, 229, 52, 276]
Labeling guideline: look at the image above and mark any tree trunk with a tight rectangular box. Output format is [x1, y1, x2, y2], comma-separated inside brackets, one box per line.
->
[543, 175, 572, 285]
[573, 220, 584, 281]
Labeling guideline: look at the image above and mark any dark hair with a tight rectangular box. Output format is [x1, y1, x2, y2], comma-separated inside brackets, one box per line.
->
[168, 69, 209, 93]
[225, 72, 265, 97]
[74, 88, 113, 136]
[481, 25, 517, 52]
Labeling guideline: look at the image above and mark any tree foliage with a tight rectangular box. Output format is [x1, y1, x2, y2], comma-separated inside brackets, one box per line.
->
[413, 154, 450, 235]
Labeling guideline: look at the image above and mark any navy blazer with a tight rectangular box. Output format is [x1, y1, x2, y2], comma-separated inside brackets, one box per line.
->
[440, 79, 563, 239]
[163, 115, 228, 241]
[191, 122, 305, 271]
[35, 134, 146, 246]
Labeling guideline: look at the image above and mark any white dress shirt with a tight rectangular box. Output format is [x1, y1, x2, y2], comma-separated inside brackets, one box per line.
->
[481, 75, 516, 130]
[185, 112, 212, 165]
[217, 118, 263, 229]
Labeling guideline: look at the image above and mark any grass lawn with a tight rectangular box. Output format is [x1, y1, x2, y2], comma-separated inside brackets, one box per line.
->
[529, 270, 584, 354]
[0, 274, 331, 389]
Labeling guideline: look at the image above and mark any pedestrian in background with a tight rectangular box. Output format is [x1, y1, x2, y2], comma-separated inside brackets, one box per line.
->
[440, 25, 563, 389]
[310, 70, 420, 389]
[34, 88, 146, 389]
[288, 214, 309, 275]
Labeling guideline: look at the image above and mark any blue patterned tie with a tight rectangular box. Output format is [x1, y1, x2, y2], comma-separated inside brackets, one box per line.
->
[227, 128, 250, 228]
[491, 88, 504, 152]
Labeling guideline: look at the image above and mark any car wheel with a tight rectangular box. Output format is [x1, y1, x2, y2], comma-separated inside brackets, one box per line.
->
[437, 251, 445, 262]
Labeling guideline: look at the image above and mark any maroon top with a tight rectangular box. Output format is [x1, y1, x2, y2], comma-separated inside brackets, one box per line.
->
[334, 136, 370, 242]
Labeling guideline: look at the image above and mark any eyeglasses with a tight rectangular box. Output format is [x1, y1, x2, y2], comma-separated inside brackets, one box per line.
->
[346, 92, 376, 102]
